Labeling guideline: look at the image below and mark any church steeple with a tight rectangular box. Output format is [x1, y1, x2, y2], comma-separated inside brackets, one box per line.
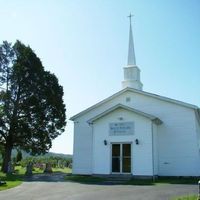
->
[122, 14, 143, 90]
[127, 14, 136, 65]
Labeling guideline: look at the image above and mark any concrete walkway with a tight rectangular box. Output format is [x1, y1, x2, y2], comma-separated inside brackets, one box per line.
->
[0, 173, 198, 200]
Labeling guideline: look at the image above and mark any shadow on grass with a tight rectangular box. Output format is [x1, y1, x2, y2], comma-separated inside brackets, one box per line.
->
[65, 175, 153, 186]
[125, 179, 154, 186]
[0, 173, 24, 182]
[65, 175, 155, 186]
[65, 175, 200, 186]
[126, 177, 199, 186]
[65, 174, 107, 185]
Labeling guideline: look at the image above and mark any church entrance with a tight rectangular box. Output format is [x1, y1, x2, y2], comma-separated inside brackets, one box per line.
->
[111, 143, 131, 174]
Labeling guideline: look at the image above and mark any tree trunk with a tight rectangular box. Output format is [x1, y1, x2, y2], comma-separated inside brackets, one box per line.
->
[1, 143, 12, 173]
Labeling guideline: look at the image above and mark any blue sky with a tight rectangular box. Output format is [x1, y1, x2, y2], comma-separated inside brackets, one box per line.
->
[1, 0, 200, 154]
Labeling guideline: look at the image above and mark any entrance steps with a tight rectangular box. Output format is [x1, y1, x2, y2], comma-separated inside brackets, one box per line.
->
[95, 174, 132, 184]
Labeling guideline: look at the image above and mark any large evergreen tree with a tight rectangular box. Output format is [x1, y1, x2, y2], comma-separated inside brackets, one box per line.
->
[0, 40, 66, 172]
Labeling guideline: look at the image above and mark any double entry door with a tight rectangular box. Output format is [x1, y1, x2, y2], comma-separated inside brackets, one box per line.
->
[111, 143, 131, 174]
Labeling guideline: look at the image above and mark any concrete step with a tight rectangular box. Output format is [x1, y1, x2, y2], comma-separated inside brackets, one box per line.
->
[101, 180, 127, 185]
[107, 175, 132, 181]
[95, 175, 132, 184]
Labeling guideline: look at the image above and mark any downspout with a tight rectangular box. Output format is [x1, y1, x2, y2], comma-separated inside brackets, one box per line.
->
[89, 122, 94, 175]
[195, 109, 200, 175]
[72, 120, 79, 174]
[151, 122, 155, 181]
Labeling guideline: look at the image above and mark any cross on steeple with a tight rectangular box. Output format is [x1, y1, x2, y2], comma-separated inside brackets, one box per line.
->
[127, 13, 134, 25]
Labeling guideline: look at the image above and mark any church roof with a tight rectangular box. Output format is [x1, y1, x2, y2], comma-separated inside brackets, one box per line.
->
[70, 87, 200, 121]
[87, 103, 162, 125]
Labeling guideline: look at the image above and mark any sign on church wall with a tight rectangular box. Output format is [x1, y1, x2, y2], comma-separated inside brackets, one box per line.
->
[109, 122, 134, 136]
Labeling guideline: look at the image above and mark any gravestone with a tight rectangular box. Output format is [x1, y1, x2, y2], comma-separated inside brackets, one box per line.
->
[0, 180, 6, 186]
[7, 161, 13, 173]
[25, 162, 33, 176]
[44, 163, 53, 173]
[58, 160, 62, 168]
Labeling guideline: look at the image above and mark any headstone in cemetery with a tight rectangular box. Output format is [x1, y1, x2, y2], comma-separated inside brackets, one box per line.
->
[7, 161, 13, 173]
[25, 162, 33, 176]
[44, 163, 53, 173]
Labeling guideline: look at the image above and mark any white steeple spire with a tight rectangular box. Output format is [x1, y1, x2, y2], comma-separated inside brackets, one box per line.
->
[122, 14, 143, 90]
[127, 14, 136, 65]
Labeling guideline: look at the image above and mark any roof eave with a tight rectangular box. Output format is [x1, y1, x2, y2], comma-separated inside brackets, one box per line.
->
[152, 118, 163, 125]
[70, 88, 128, 121]
[70, 87, 199, 121]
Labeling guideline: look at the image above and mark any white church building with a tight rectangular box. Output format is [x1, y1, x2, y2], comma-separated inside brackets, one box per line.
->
[70, 17, 200, 177]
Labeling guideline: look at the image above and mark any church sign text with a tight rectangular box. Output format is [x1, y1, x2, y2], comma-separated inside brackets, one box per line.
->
[109, 122, 134, 136]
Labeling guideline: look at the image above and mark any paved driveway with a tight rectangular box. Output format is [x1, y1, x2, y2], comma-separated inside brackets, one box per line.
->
[0, 174, 198, 200]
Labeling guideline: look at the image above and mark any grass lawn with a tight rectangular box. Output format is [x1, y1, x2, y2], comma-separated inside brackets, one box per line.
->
[14, 166, 72, 174]
[52, 167, 72, 173]
[0, 169, 23, 191]
[0, 180, 22, 191]
[11, 165, 43, 174]
[172, 195, 198, 200]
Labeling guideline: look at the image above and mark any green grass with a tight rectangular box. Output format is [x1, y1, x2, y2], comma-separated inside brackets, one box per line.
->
[65, 175, 106, 184]
[52, 167, 72, 173]
[13, 166, 43, 174]
[0, 169, 23, 191]
[14, 165, 26, 174]
[32, 167, 43, 174]
[172, 195, 198, 200]
[0, 181, 22, 191]
[15, 166, 71, 174]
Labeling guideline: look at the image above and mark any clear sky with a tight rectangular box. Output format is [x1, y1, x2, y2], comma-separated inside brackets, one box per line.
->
[1, 0, 200, 154]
